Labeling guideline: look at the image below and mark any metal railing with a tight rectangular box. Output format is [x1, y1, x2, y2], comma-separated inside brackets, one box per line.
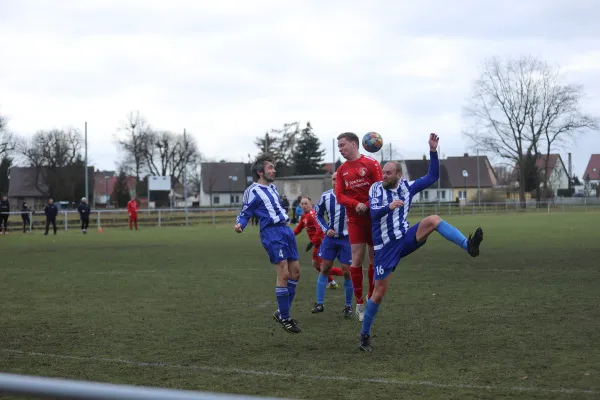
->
[0, 372, 286, 400]
[0, 199, 599, 232]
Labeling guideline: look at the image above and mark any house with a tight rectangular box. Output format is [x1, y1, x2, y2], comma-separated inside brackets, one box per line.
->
[8, 166, 95, 210]
[511, 154, 570, 198]
[385, 153, 497, 203]
[583, 154, 600, 184]
[200, 162, 251, 206]
[582, 154, 600, 196]
[443, 154, 498, 202]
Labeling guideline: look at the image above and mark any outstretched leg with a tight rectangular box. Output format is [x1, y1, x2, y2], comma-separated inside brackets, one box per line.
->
[416, 215, 483, 257]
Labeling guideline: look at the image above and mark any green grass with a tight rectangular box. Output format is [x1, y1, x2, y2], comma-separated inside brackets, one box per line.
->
[1, 212, 599, 399]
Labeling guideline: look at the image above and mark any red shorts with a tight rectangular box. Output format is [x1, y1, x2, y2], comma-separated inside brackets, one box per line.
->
[312, 246, 322, 263]
[347, 216, 373, 246]
[129, 213, 138, 221]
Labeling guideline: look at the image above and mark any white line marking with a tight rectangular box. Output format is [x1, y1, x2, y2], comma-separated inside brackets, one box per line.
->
[3, 349, 597, 395]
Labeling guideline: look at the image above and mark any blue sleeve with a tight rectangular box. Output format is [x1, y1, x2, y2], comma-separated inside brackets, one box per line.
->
[315, 195, 329, 233]
[236, 189, 259, 231]
[409, 151, 440, 196]
[369, 183, 391, 220]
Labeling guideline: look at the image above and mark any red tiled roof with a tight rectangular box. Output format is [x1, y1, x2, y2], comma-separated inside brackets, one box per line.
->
[583, 154, 600, 180]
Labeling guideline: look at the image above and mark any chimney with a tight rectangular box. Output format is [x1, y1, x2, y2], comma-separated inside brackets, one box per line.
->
[568, 153, 572, 178]
[464, 153, 469, 157]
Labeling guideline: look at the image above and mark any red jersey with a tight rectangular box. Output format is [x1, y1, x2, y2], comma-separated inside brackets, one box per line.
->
[127, 200, 139, 215]
[335, 154, 383, 219]
[293, 209, 324, 247]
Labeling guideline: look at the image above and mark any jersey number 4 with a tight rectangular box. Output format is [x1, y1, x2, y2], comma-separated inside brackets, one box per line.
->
[279, 249, 284, 258]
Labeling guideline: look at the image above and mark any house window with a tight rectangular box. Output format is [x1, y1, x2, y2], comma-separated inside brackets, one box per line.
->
[230, 195, 234, 204]
[213, 196, 220, 204]
[436, 190, 446, 200]
[459, 190, 467, 199]
[235, 195, 240, 203]
[423, 191, 429, 200]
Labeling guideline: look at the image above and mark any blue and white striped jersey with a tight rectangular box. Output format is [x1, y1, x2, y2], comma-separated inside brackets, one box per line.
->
[236, 182, 290, 231]
[315, 189, 348, 237]
[369, 151, 440, 250]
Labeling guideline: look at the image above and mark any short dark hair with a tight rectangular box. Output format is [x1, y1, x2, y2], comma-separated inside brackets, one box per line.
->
[337, 132, 359, 146]
[301, 196, 312, 202]
[252, 153, 274, 180]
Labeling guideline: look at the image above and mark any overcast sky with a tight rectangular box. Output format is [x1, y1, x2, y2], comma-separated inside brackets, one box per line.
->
[1, 0, 598, 177]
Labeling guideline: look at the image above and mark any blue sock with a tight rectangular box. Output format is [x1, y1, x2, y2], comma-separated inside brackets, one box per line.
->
[344, 278, 353, 307]
[436, 221, 468, 251]
[287, 279, 298, 308]
[276, 286, 290, 319]
[360, 299, 380, 336]
[316, 274, 328, 304]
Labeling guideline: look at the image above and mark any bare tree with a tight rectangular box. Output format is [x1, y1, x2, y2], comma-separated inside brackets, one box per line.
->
[531, 79, 599, 198]
[142, 130, 200, 184]
[17, 129, 84, 199]
[0, 113, 16, 158]
[254, 122, 299, 176]
[115, 111, 150, 181]
[463, 56, 599, 206]
[188, 160, 202, 196]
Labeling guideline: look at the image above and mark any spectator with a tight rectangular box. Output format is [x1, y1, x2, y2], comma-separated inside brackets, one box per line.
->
[78, 197, 91, 234]
[21, 201, 31, 233]
[0, 194, 9, 235]
[44, 198, 58, 235]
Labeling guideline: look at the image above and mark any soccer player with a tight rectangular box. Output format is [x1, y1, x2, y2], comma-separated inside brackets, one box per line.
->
[127, 197, 139, 230]
[293, 196, 342, 289]
[78, 197, 91, 234]
[0, 194, 9, 235]
[335, 132, 383, 321]
[359, 133, 484, 352]
[312, 172, 354, 317]
[234, 154, 302, 334]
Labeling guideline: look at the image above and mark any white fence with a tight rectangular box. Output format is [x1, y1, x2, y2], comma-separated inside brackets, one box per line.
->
[1, 199, 599, 232]
[0, 372, 286, 399]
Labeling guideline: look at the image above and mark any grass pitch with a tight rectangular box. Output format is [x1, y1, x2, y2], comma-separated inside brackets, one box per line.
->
[1, 212, 599, 399]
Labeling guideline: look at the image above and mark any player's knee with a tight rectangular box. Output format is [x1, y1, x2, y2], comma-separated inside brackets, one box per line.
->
[427, 215, 443, 229]
[371, 290, 385, 304]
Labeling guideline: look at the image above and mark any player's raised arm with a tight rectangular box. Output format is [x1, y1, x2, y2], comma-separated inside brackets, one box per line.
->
[409, 133, 440, 196]
[369, 182, 393, 219]
[334, 166, 359, 209]
[235, 188, 258, 232]
[314, 194, 329, 233]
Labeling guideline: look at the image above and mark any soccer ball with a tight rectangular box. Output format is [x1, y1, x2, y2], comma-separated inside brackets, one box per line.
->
[362, 132, 383, 153]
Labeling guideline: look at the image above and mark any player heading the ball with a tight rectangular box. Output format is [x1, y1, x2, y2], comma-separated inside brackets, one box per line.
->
[234, 154, 302, 334]
[335, 132, 384, 322]
[359, 133, 484, 352]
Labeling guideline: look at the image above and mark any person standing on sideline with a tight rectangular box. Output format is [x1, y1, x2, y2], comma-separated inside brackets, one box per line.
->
[44, 198, 58, 235]
[21, 201, 31, 233]
[78, 197, 91, 234]
[127, 197, 139, 230]
[0, 194, 9, 235]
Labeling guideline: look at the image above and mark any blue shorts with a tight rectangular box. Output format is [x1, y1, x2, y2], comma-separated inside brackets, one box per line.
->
[318, 235, 352, 265]
[260, 224, 299, 265]
[373, 223, 425, 280]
